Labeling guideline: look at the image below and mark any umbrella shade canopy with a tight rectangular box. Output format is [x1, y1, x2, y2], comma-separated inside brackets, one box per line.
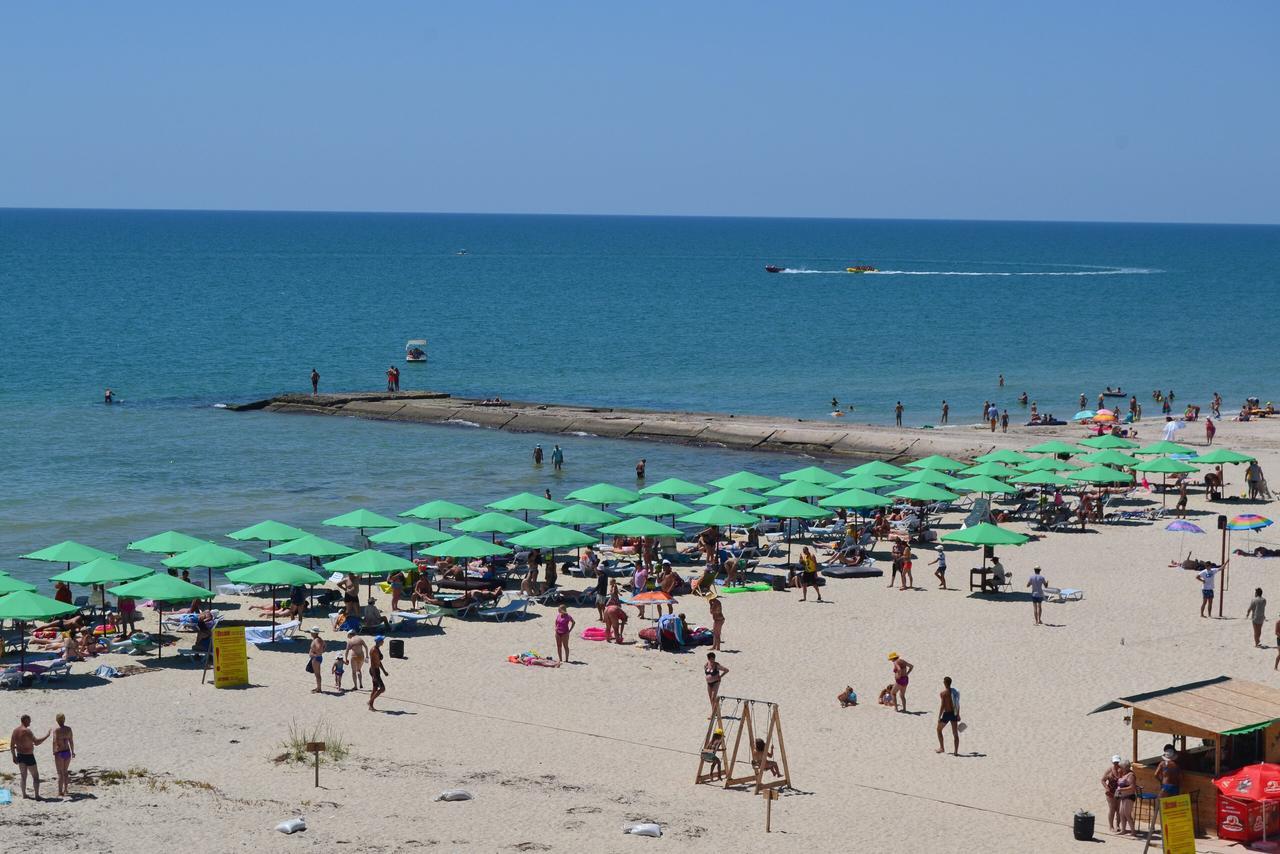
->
[677, 506, 759, 527]
[108, 573, 215, 602]
[906, 454, 967, 471]
[1165, 521, 1206, 534]
[779, 465, 841, 485]
[508, 525, 599, 550]
[324, 549, 416, 576]
[21, 541, 114, 565]
[693, 488, 769, 508]
[828, 473, 898, 491]
[843, 460, 910, 477]
[616, 496, 694, 517]
[596, 518, 683, 538]
[973, 449, 1032, 465]
[1213, 764, 1280, 802]
[1025, 440, 1082, 455]
[162, 543, 255, 570]
[486, 492, 564, 513]
[1228, 515, 1273, 531]
[1018, 458, 1080, 472]
[1078, 449, 1140, 467]
[1133, 457, 1199, 475]
[949, 476, 1019, 495]
[895, 469, 957, 486]
[400, 500, 479, 521]
[564, 483, 641, 505]
[958, 461, 1021, 478]
[225, 560, 326, 587]
[940, 523, 1030, 547]
[1135, 441, 1196, 456]
[1069, 465, 1133, 484]
[708, 471, 780, 491]
[227, 520, 309, 543]
[127, 531, 210, 554]
[323, 508, 398, 531]
[539, 504, 621, 526]
[752, 498, 830, 520]
[638, 477, 709, 497]
[0, 590, 79, 620]
[1009, 470, 1073, 487]
[423, 536, 512, 559]
[1072, 409, 1096, 421]
[0, 576, 38, 594]
[818, 488, 894, 510]
[265, 535, 358, 559]
[763, 480, 835, 499]
[452, 512, 536, 535]
[1078, 434, 1139, 450]
[1193, 448, 1256, 465]
[886, 483, 961, 503]
[51, 557, 153, 585]
[368, 523, 454, 547]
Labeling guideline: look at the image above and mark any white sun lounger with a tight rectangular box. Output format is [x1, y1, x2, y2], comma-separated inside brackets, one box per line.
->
[1045, 587, 1084, 602]
[476, 598, 531, 622]
[244, 620, 302, 646]
[390, 611, 444, 632]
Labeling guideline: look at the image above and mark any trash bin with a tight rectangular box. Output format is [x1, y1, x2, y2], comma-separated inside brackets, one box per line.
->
[389, 638, 405, 659]
[1073, 809, 1095, 841]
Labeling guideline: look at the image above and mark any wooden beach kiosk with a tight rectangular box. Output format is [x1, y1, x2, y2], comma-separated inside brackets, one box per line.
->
[1091, 676, 1280, 834]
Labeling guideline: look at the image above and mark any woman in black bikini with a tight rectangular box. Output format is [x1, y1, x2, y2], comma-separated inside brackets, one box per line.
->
[1115, 759, 1137, 835]
[705, 652, 728, 715]
[52, 713, 75, 797]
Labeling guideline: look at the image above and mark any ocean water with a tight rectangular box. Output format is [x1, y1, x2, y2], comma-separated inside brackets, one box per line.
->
[2, 209, 1277, 583]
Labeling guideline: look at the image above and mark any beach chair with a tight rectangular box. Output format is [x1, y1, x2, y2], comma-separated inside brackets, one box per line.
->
[422, 601, 479, 620]
[1044, 587, 1084, 603]
[389, 611, 444, 633]
[244, 620, 302, 646]
[476, 597, 532, 622]
[959, 499, 991, 529]
[215, 583, 267, 596]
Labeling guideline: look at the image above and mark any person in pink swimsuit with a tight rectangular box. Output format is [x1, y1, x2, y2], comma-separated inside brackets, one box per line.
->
[888, 652, 914, 712]
[554, 605, 575, 663]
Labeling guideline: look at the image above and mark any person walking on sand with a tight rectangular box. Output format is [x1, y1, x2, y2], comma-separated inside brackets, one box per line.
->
[310, 368, 319, 395]
[895, 401, 903, 427]
[368, 636, 388, 711]
[987, 402, 999, 432]
[1027, 565, 1048, 626]
[551, 444, 564, 471]
[1247, 588, 1267, 648]
[307, 627, 325, 693]
[1197, 564, 1221, 617]
[1000, 409, 1009, 433]
[798, 546, 823, 602]
[936, 676, 960, 755]
[51, 713, 75, 797]
[705, 652, 728, 715]
[345, 630, 368, 691]
[10, 714, 50, 800]
[554, 605, 575, 662]
[331, 654, 345, 692]
[888, 652, 913, 712]
[930, 546, 948, 589]
[940, 400, 949, 424]
[1206, 417, 1216, 446]
[708, 595, 725, 651]
[899, 543, 914, 590]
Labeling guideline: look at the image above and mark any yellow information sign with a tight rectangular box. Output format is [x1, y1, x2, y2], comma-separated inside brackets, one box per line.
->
[212, 626, 248, 688]
[1158, 794, 1195, 854]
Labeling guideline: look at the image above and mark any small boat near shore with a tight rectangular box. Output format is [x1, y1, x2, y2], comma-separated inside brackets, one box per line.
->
[846, 265, 877, 273]
[764, 265, 784, 273]
[1101, 388, 1126, 398]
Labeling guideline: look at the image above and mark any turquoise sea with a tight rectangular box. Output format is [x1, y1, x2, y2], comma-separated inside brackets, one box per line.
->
[2, 210, 1277, 584]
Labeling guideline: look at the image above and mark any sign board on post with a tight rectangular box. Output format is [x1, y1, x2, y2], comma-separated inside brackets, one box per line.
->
[1159, 794, 1195, 854]
[306, 742, 326, 788]
[212, 626, 248, 688]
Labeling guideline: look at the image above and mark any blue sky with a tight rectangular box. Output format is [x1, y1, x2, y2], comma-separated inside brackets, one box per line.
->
[2, 2, 1277, 222]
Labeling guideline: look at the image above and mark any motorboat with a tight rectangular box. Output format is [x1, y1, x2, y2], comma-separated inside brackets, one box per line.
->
[405, 339, 427, 362]
[764, 265, 784, 273]
[1101, 388, 1126, 398]
[845, 265, 877, 273]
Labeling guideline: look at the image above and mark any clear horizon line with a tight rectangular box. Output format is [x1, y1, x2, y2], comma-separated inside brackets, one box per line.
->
[1, 204, 1277, 229]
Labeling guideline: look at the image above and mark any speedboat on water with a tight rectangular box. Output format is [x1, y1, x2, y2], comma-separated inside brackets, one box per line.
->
[764, 265, 784, 273]
[845, 265, 877, 273]
[405, 339, 427, 362]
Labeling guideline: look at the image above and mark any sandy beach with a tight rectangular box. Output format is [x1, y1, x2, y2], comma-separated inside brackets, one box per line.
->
[5, 413, 1279, 854]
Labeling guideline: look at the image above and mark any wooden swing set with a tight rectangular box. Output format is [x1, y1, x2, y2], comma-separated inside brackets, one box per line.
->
[694, 695, 790, 793]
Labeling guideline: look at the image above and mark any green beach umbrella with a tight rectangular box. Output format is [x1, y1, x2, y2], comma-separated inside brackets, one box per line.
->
[107, 574, 215, 659]
[486, 492, 563, 521]
[453, 512, 537, 537]
[752, 498, 829, 563]
[1025, 440, 1082, 455]
[20, 540, 115, 572]
[225, 560, 327, 636]
[886, 482, 961, 503]
[423, 535, 512, 559]
[1078, 449, 1140, 468]
[708, 471, 780, 491]
[677, 506, 760, 528]
[128, 531, 210, 555]
[1018, 458, 1080, 473]
[638, 477, 709, 497]
[763, 480, 835, 499]
[896, 468, 958, 486]
[162, 543, 255, 591]
[950, 476, 1019, 495]
[596, 518, 683, 538]
[941, 523, 1030, 547]
[906, 454, 967, 471]
[1192, 448, 1256, 465]
[564, 483, 641, 506]
[828, 472, 898, 491]
[779, 465, 841, 485]
[0, 576, 38, 594]
[843, 460, 910, 477]
[617, 496, 694, 517]
[1078, 434, 1139, 450]
[265, 534, 358, 568]
[818, 488, 893, 510]
[323, 550, 416, 590]
[323, 508, 398, 541]
[226, 520, 309, 546]
[508, 525, 599, 551]
[399, 500, 479, 528]
[539, 504, 621, 527]
[973, 449, 1032, 465]
[959, 461, 1021, 478]
[1134, 456, 1200, 507]
[693, 488, 769, 508]
[1009, 470, 1073, 487]
[368, 522, 454, 555]
[1068, 465, 1133, 484]
[1135, 440, 1197, 456]
[0, 590, 79, 669]
[50, 557, 153, 586]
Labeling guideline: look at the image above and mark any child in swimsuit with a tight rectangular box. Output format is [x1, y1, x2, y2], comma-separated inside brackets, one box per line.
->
[331, 656, 345, 692]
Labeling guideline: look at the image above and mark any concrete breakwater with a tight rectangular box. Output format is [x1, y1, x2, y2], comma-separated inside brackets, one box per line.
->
[228, 391, 1024, 463]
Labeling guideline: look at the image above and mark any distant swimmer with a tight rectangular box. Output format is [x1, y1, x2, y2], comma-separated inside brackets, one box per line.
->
[831, 397, 839, 408]
[103, 388, 113, 405]
[998, 374, 1005, 387]
[310, 368, 319, 396]
[1018, 392, 1028, 405]
[1079, 393, 1087, 409]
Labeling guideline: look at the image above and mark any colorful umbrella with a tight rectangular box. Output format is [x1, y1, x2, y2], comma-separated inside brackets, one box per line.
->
[1213, 763, 1280, 801]
[1228, 515, 1273, 531]
[1072, 409, 1096, 421]
[1165, 521, 1205, 533]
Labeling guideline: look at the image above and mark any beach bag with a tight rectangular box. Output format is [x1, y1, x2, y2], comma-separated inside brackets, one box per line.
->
[305, 658, 315, 673]
[275, 817, 306, 834]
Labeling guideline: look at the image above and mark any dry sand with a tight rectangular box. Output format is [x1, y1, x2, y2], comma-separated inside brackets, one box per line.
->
[4, 415, 1279, 853]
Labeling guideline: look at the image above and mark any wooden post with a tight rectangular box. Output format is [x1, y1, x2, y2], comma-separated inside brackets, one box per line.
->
[762, 787, 778, 832]
[1218, 514, 1228, 618]
[306, 741, 326, 788]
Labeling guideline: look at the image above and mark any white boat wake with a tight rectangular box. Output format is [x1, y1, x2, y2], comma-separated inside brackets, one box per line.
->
[779, 266, 1160, 276]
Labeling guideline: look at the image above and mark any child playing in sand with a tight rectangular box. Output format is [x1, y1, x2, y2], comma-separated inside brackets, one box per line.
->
[331, 655, 345, 692]
[702, 728, 725, 780]
[838, 686, 858, 707]
[878, 684, 896, 707]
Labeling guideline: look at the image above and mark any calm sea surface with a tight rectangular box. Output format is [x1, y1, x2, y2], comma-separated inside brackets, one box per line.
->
[2, 210, 1277, 583]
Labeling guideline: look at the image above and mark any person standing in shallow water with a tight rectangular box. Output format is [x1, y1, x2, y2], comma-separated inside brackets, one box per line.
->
[636, 458, 646, 479]
[895, 401, 903, 426]
[551, 444, 564, 471]
[310, 368, 319, 395]
[940, 400, 948, 424]
[533, 444, 543, 465]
